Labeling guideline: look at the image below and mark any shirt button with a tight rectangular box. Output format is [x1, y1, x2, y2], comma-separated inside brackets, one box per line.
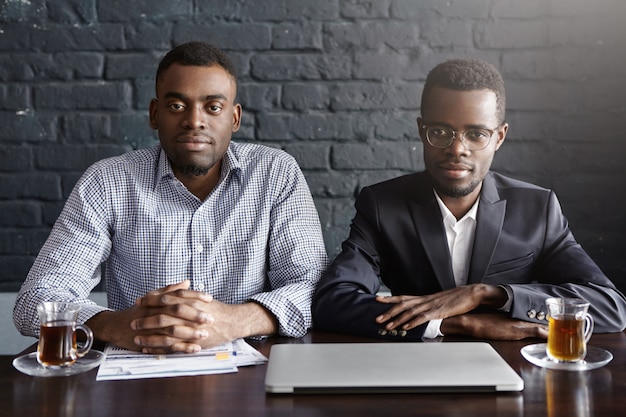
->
[195, 244, 203, 253]
[197, 282, 205, 291]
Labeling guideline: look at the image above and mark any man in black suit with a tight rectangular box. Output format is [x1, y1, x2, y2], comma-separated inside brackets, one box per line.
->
[312, 58, 626, 341]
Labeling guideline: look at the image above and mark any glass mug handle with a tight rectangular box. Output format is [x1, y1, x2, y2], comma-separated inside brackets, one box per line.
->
[583, 314, 594, 343]
[74, 324, 94, 358]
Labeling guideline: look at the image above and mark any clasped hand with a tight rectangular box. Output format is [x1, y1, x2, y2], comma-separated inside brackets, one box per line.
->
[96, 280, 236, 354]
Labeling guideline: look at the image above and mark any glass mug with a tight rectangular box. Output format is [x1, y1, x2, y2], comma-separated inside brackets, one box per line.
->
[545, 297, 594, 363]
[37, 302, 94, 368]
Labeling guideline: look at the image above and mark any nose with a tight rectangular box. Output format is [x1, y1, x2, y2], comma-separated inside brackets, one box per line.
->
[182, 105, 206, 130]
[445, 134, 470, 155]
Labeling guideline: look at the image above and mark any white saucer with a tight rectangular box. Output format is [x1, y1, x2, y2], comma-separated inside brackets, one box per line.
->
[521, 343, 612, 371]
[13, 350, 105, 377]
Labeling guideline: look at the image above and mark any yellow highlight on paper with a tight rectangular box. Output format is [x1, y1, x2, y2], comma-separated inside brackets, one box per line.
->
[216, 352, 230, 360]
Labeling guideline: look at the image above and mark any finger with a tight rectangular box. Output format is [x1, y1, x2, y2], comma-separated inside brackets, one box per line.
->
[375, 298, 428, 324]
[131, 309, 214, 331]
[133, 325, 209, 349]
[138, 289, 213, 307]
[147, 280, 191, 297]
[135, 336, 204, 354]
[375, 295, 407, 304]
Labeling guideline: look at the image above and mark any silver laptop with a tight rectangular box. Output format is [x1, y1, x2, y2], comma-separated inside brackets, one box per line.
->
[265, 342, 523, 394]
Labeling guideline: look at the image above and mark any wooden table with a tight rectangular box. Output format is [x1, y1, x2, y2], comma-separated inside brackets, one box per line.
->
[3, 330, 625, 417]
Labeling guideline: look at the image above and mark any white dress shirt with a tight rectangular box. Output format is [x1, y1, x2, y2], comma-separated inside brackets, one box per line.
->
[422, 191, 478, 339]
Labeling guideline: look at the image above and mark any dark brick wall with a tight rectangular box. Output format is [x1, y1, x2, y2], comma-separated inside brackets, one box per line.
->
[1, 0, 625, 291]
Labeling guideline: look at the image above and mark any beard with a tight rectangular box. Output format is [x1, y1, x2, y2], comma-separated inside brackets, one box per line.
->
[177, 164, 211, 177]
[432, 176, 482, 198]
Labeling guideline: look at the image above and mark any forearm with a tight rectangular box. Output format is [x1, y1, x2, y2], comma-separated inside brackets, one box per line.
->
[227, 302, 278, 339]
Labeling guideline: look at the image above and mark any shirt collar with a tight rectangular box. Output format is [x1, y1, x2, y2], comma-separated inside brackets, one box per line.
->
[433, 190, 479, 226]
[154, 143, 243, 191]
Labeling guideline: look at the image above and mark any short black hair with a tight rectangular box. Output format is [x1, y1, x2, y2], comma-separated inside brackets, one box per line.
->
[421, 58, 506, 124]
[155, 42, 237, 93]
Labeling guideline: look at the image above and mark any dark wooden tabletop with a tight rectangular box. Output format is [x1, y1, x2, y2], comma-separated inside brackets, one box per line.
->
[3, 330, 625, 417]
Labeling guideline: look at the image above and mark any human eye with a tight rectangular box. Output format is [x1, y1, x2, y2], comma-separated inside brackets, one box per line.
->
[206, 103, 223, 114]
[465, 129, 490, 141]
[428, 127, 452, 139]
[168, 102, 186, 112]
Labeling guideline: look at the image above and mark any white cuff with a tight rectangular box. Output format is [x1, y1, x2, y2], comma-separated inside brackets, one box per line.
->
[422, 319, 444, 339]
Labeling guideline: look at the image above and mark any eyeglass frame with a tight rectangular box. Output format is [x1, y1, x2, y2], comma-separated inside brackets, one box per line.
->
[419, 121, 504, 151]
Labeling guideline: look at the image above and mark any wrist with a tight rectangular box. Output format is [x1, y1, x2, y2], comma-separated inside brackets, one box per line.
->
[476, 284, 508, 308]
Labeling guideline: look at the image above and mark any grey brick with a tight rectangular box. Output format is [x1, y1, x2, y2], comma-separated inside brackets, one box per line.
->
[60, 114, 112, 143]
[362, 111, 419, 141]
[549, 0, 626, 17]
[0, 111, 52, 142]
[331, 142, 420, 170]
[55, 53, 105, 79]
[173, 23, 271, 51]
[353, 51, 415, 80]
[282, 83, 329, 111]
[330, 82, 420, 111]
[256, 112, 357, 141]
[0, 83, 31, 110]
[492, 0, 548, 18]
[135, 79, 155, 110]
[391, 0, 489, 19]
[284, 0, 339, 20]
[0, 173, 62, 200]
[108, 113, 155, 146]
[106, 53, 161, 80]
[34, 145, 132, 171]
[420, 14, 473, 48]
[0, 202, 41, 227]
[273, 22, 323, 50]
[549, 15, 626, 47]
[97, 0, 193, 22]
[283, 143, 330, 170]
[324, 21, 421, 51]
[30, 24, 126, 52]
[34, 82, 132, 110]
[0, 256, 36, 290]
[251, 53, 352, 81]
[0, 23, 31, 52]
[305, 171, 358, 198]
[341, 0, 391, 18]
[47, 0, 97, 24]
[124, 22, 174, 50]
[0, 0, 45, 22]
[502, 51, 554, 80]
[0, 229, 50, 255]
[42, 202, 66, 226]
[237, 84, 281, 112]
[0, 145, 32, 172]
[475, 20, 549, 49]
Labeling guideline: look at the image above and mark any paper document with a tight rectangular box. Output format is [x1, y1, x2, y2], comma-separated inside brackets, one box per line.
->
[96, 338, 267, 381]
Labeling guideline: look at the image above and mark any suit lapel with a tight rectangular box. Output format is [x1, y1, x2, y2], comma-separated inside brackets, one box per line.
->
[408, 174, 456, 290]
[468, 173, 506, 284]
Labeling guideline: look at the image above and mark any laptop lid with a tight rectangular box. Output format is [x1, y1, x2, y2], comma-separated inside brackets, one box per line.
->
[265, 342, 523, 394]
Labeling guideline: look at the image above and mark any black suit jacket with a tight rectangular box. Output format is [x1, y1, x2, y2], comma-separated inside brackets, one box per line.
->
[312, 171, 626, 340]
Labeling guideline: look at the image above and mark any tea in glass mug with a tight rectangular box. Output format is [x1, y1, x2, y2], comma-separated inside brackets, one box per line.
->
[545, 297, 594, 362]
[37, 302, 94, 368]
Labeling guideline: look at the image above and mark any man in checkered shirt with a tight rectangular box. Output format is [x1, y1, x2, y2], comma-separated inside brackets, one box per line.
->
[14, 42, 328, 353]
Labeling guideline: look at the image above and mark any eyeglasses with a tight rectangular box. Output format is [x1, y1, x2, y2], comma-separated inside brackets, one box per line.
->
[422, 123, 500, 151]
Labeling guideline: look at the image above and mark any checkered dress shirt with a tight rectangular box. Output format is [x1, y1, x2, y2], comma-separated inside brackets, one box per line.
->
[14, 142, 328, 338]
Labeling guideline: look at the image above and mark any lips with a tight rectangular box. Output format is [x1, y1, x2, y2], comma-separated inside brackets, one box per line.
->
[438, 162, 473, 179]
[176, 134, 212, 144]
[175, 134, 213, 151]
